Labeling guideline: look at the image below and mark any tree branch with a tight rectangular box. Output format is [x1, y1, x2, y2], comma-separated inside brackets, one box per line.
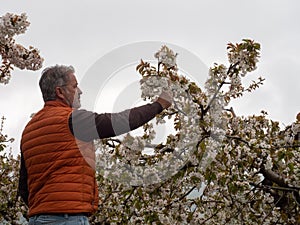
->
[225, 135, 250, 147]
[203, 80, 225, 114]
[260, 167, 287, 188]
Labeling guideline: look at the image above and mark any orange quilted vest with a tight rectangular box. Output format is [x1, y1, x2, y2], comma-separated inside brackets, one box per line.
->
[21, 101, 98, 217]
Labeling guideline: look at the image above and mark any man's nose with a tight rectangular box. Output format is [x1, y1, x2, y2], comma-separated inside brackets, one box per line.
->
[77, 87, 83, 95]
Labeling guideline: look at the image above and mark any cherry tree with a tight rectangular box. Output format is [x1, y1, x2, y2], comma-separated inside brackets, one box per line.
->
[91, 40, 300, 224]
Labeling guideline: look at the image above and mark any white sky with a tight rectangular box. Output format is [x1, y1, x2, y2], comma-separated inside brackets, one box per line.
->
[1, 0, 300, 154]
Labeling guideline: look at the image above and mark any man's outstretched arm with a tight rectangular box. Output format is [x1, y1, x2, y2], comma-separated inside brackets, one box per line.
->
[69, 92, 172, 141]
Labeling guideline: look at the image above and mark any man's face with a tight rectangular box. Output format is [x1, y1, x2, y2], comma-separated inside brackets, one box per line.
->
[62, 73, 82, 109]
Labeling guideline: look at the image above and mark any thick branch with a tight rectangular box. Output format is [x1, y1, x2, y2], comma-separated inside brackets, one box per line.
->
[260, 167, 287, 188]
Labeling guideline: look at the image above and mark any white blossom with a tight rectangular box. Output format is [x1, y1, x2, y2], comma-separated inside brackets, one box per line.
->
[154, 45, 177, 68]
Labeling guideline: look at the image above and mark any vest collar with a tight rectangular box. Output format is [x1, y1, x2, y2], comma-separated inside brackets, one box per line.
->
[44, 100, 71, 108]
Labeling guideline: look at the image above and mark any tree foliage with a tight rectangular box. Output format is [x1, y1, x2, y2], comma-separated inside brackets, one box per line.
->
[0, 117, 28, 224]
[92, 40, 300, 224]
[0, 13, 43, 84]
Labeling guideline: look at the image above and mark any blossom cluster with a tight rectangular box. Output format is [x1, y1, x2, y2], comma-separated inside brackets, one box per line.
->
[0, 13, 43, 84]
[0, 13, 29, 43]
[154, 45, 177, 68]
[227, 39, 260, 76]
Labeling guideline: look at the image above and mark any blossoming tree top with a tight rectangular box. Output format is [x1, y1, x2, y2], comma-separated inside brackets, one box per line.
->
[0, 13, 43, 84]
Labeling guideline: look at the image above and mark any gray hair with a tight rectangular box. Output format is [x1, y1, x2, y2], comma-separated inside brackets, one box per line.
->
[39, 65, 75, 102]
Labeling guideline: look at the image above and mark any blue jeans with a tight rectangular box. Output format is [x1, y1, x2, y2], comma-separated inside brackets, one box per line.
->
[29, 213, 90, 225]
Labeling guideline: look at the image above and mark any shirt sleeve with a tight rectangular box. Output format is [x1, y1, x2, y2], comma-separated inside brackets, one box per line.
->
[18, 152, 29, 206]
[69, 102, 163, 142]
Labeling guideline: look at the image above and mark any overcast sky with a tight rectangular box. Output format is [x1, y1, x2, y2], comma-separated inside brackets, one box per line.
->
[1, 0, 300, 154]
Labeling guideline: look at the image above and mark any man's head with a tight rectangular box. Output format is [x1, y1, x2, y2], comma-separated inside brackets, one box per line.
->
[39, 65, 82, 109]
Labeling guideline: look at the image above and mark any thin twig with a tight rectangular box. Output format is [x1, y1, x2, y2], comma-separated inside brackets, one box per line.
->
[173, 100, 187, 116]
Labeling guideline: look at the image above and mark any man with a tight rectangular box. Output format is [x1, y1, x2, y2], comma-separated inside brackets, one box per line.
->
[18, 65, 172, 225]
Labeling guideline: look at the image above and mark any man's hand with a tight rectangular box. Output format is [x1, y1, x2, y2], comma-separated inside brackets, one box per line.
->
[156, 91, 173, 109]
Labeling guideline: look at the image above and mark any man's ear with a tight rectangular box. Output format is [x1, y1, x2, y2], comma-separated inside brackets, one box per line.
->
[55, 86, 65, 100]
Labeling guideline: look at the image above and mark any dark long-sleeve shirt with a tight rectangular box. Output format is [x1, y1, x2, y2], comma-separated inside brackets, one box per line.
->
[69, 102, 163, 141]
